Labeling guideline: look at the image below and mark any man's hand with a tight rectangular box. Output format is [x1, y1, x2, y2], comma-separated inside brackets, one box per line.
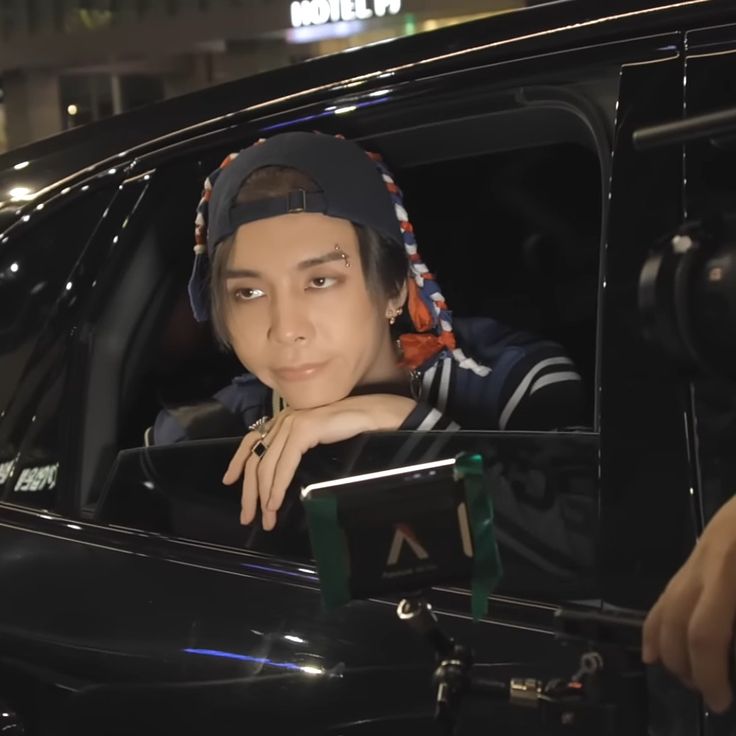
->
[222, 394, 416, 531]
[643, 494, 736, 713]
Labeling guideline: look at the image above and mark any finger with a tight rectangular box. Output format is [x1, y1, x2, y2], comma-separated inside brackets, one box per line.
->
[223, 431, 259, 485]
[240, 447, 261, 525]
[267, 418, 315, 512]
[688, 574, 736, 713]
[256, 414, 293, 518]
[261, 509, 278, 531]
[657, 578, 699, 685]
[240, 412, 289, 527]
[643, 596, 664, 664]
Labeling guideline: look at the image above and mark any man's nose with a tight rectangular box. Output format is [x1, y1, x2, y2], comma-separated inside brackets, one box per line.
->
[268, 292, 314, 344]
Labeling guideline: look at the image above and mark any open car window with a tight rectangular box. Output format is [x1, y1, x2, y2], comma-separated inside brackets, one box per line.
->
[96, 430, 599, 603]
[111, 80, 605, 468]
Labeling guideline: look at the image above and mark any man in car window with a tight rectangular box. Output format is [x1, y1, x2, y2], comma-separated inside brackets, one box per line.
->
[152, 132, 585, 529]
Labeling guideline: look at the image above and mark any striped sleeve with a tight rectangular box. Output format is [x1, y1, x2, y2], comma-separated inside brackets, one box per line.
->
[496, 347, 584, 431]
[400, 343, 585, 432]
[399, 357, 460, 431]
[400, 404, 461, 431]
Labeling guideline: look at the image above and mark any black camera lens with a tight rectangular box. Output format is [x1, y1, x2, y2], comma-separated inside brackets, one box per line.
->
[691, 246, 736, 380]
[639, 224, 736, 381]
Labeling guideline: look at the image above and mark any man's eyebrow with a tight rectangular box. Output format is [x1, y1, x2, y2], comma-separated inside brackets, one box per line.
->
[225, 250, 347, 279]
[225, 268, 260, 279]
[296, 250, 347, 270]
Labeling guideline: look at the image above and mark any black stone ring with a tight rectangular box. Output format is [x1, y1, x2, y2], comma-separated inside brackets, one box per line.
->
[251, 440, 268, 458]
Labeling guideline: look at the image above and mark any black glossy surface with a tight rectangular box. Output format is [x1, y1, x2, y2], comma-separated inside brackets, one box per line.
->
[95, 432, 599, 600]
[0, 501, 586, 735]
[598, 32, 695, 609]
[683, 20, 736, 736]
[3, 3, 736, 734]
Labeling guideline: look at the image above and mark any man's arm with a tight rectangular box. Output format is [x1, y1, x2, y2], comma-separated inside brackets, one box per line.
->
[150, 374, 269, 445]
[400, 341, 585, 432]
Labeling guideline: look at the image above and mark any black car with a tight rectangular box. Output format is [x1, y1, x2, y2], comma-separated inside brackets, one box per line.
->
[2, 1, 736, 733]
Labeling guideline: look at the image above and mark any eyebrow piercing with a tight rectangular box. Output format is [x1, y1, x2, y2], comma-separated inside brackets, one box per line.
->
[335, 244, 351, 268]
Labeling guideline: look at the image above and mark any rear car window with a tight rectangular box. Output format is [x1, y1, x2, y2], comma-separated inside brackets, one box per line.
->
[0, 187, 115, 508]
[0, 188, 113, 412]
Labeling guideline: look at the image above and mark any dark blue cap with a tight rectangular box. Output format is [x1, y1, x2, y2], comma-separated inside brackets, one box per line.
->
[207, 131, 404, 255]
[188, 132, 407, 321]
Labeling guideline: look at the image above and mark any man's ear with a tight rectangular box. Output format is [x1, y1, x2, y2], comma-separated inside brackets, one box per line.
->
[390, 281, 408, 313]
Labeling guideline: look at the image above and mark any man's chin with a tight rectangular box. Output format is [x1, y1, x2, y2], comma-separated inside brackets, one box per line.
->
[278, 386, 350, 411]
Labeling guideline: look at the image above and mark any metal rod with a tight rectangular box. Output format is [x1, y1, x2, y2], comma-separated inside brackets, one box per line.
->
[633, 106, 736, 151]
[554, 607, 645, 650]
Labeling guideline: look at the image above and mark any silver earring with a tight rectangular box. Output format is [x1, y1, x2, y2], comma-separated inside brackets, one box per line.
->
[335, 244, 351, 268]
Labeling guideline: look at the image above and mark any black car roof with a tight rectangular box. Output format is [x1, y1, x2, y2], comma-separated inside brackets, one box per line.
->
[0, 0, 732, 213]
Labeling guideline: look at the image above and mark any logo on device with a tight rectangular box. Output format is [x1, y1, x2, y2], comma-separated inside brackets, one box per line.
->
[386, 523, 429, 566]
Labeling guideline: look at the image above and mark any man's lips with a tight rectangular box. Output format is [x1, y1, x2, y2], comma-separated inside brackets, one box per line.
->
[272, 362, 328, 381]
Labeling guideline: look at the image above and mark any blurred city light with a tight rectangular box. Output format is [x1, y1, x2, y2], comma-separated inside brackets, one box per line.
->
[9, 187, 34, 201]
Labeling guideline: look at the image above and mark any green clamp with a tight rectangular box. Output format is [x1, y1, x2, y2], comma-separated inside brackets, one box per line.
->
[453, 453, 503, 620]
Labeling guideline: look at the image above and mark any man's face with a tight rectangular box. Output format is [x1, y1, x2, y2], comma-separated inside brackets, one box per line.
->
[223, 212, 393, 409]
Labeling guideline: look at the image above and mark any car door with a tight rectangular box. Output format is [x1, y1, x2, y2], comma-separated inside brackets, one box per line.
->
[0, 22, 696, 736]
[679, 19, 736, 736]
[681, 20, 736, 524]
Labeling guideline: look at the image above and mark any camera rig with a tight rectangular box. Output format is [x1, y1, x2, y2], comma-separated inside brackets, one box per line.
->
[396, 596, 646, 736]
[302, 452, 650, 735]
[635, 105, 736, 382]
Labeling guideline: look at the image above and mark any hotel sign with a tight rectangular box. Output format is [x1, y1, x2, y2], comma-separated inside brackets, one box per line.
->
[290, 0, 402, 28]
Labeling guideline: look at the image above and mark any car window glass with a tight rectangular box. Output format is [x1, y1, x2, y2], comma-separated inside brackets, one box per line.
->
[97, 431, 599, 604]
[0, 188, 114, 414]
[0, 187, 117, 508]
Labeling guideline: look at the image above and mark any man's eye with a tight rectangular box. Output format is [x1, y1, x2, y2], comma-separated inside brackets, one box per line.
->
[233, 287, 265, 302]
[308, 276, 337, 290]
